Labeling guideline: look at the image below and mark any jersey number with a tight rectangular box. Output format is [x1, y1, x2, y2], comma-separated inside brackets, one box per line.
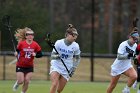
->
[61, 54, 68, 59]
[25, 52, 32, 58]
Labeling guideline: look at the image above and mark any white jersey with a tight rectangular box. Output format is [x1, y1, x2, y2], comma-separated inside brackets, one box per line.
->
[111, 40, 137, 76]
[50, 39, 80, 80]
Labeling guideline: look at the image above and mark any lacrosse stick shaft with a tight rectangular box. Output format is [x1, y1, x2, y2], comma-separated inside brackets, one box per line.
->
[7, 19, 19, 62]
[2, 15, 16, 52]
[8, 27, 16, 52]
[2, 15, 18, 61]
[53, 46, 70, 74]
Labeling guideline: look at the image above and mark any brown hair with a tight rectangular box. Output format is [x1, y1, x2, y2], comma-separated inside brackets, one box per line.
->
[129, 27, 139, 36]
[65, 24, 78, 36]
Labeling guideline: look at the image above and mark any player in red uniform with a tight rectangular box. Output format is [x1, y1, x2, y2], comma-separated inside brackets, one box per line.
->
[132, 43, 140, 93]
[12, 27, 43, 93]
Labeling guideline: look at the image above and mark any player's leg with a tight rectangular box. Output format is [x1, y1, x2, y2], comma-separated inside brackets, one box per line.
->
[50, 71, 60, 93]
[13, 72, 24, 91]
[132, 80, 137, 89]
[122, 67, 137, 93]
[137, 84, 140, 93]
[136, 66, 140, 93]
[57, 76, 67, 93]
[21, 72, 33, 93]
[123, 67, 137, 87]
[133, 65, 138, 89]
[106, 75, 120, 93]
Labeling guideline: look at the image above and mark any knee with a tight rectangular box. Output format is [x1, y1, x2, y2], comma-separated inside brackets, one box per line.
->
[130, 74, 137, 81]
[24, 79, 30, 84]
[18, 80, 24, 84]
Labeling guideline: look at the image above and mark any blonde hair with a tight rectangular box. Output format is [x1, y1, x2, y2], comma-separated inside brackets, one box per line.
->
[14, 27, 34, 42]
[65, 24, 78, 37]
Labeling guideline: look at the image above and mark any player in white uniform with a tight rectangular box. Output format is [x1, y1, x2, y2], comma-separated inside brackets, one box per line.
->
[49, 24, 81, 93]
[107, 28, 139, 93]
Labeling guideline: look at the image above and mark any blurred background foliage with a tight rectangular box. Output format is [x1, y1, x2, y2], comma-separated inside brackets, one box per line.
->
[0, 0, 140, 54]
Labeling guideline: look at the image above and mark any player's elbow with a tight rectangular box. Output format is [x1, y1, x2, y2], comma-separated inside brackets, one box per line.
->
[35, 51, 43, 58]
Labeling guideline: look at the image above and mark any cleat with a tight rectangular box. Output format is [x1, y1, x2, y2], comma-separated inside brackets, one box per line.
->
[122, 87, 130, 93]
[13, 81, 19, 91]
[137, 90, 140, 93]
[132, 81, 137, 89]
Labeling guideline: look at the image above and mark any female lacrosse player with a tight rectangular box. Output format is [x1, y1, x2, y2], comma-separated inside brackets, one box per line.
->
[106, 27, 139, 93]
[49, 24, 81, 93]
[12, 27, 43, 93]
[132, 41, 140, 93]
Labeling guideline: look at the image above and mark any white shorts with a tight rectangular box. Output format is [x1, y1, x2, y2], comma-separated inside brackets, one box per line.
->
[50, 65, 70, 81]
[111, 66, 132, 76]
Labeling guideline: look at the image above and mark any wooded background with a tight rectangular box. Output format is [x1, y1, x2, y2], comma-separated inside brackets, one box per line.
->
[0, 0, 140, 54]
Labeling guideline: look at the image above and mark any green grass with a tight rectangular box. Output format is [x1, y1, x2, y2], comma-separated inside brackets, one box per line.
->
[0, 80, 138, 93]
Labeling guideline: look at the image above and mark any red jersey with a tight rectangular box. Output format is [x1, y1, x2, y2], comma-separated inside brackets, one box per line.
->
[136, 44, 140, 64]
[16, 40, 41, 67]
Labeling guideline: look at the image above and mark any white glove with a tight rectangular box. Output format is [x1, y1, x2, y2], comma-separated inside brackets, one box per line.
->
[32, 52, 36, 56]
[14, 52, 18, 57]
[51, 53, 61, 59]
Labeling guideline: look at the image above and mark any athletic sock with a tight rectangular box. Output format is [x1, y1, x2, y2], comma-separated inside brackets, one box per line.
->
[125, 85, 130, 89]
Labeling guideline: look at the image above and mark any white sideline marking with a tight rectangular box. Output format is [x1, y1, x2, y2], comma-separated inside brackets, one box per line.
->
[9, 59, 17, 65]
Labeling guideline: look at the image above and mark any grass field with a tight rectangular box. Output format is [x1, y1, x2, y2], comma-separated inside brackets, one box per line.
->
[0, 80, 139, 93]
[0, 56, 138, 93]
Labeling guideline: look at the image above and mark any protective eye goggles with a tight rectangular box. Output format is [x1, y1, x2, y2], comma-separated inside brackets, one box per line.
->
[25, 33, 34, 36]
[68, 32, 78, 37]
[132, 36, 139, 43]
[70, 33, 78, 37]
[130, 32, 139, 43]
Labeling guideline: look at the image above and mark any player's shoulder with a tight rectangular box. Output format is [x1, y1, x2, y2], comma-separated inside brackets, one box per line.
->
[72, 41, 80, 48]
[119, 40, 128, 46]
[31, 41, 40, 46]
[72, 41, 79, 45]
[32, 41, 37, 43]
[136, 44, 140, 51]
[121, 40, 127, 44]
[18, 40, 26, 44]
[55, 39, 64, 44]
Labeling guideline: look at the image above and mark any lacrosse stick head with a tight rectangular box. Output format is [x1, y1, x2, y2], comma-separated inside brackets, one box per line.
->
[129, 17, 139, 35]
[129, 18, 140, 43]
[45, 33, 54, 48]
[2, 15, 12, 28]
[44, 33, 50, 41]
[133, 17, 139, 28]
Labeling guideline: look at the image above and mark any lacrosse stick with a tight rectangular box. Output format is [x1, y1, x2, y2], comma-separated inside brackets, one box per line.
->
[133, 17, 139, 27]
[45, 33, 72, 77]
[2, 15, 16, 52]
[2, 15, 18, 61]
